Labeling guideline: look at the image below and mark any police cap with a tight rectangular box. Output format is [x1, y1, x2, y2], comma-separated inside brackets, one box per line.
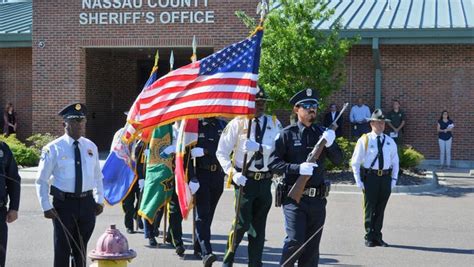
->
[255, 85, 272, 101]
[289, 88, 319, 106]
[58, 103, 87, 120]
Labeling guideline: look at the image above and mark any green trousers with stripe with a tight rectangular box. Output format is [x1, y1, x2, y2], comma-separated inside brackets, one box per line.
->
[223, 178, 272, 267]
[363, 173, 392, 242]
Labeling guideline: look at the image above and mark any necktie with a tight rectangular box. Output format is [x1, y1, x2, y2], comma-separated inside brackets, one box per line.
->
[254, 118, 264, 169]
[377, 136, 384, 170]
[73, 140, 83, 194]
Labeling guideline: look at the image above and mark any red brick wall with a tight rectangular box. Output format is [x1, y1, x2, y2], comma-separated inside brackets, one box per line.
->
[0, 48, 32, 140]
[325, 45, 474, 160]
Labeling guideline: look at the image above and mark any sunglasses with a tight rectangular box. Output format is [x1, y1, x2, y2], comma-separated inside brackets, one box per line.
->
[298, 103, 318, 110]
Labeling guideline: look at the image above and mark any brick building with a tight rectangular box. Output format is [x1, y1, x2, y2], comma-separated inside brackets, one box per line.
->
[0, 0, 473, 163]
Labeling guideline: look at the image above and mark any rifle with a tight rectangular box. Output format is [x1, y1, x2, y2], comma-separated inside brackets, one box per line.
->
[287, 103, 349, 203]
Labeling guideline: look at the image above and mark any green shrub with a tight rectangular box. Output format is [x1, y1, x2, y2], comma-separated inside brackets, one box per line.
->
[26, 133, 58, 152]
[325, 137, 355, 171]
[0, 134, 40, 166]
[399, 145, 425, 170]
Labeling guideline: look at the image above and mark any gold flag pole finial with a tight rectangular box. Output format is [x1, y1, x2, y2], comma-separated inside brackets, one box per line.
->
[170, 50, 174, 71]
[191, 35, 197, 63]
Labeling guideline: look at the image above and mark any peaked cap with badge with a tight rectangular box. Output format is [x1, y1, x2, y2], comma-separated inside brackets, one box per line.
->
[255, 85, 272, 101]
[289, 88, 319, 106]
[367, 109, 391, 122]
[58, 103, 87, 120]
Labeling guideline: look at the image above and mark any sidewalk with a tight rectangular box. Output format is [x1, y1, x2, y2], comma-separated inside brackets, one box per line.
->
[20, 161, 473, 194]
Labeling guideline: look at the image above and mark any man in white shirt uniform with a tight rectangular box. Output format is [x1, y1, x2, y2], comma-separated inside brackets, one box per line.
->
[36, 103, 104, 267]
[351, 109, 399, 248]
[349, 98, 371, 139]
[216, 86, 282, 267]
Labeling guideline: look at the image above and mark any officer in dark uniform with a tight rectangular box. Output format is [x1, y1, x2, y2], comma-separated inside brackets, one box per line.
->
[166, 192, 185, 256]
[36, 103, 104, 267]
[269, 89, 343, 266]
[0, 141, 21, 267]
[122, 140, 145, 234]
[186, 117, 227, 266]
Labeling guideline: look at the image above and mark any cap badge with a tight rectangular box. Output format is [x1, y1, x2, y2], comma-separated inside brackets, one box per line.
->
[75, 104, 81, 111]
[306, 89, 312, 96]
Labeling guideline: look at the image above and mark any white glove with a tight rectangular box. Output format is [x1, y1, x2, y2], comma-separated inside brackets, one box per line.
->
[189, 180, 200, 195]
[138, 179, 145, 190]
[391, 179, 397, 189]
[232, 172, 247, 187]
[299, 162, 318, 175]
[356, 179, 365, 190]
[163, 145, 175, 155]
[191, 147, 205, 158]
[243, 140, 260, 152]
[322, 129, 336, 147]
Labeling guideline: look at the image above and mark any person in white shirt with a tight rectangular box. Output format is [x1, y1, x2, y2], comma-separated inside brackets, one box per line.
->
[216, 86, 282, 267]
[36, 103, 104, 267]
[351, 109, 399, 248]
[350, 98, 371, 139]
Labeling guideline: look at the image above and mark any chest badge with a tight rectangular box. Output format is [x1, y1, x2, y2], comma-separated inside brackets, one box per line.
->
[199, 133, 205, 138]
[87, 149, 93, 157]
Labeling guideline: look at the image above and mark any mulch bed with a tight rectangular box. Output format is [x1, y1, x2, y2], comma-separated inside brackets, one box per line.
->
[326, 168, 429, 186]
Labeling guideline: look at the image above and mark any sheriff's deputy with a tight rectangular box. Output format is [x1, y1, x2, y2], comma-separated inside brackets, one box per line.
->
[269, 88, 343, 266]
[36, 103, 104, 267]
[216, 86, 282, 267]
[351, 109, 399, 247]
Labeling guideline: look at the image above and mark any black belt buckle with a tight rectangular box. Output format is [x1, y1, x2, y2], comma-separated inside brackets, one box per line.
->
[210, 164, 217, 172]
[377, 170, 383, 176]
[254, 172, 262, 180]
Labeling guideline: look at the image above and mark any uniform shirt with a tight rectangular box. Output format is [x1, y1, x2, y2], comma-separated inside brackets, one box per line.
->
[216, 115, 282, 175]
[36, 134, 104, 211]
[0, 141, 21, 211]
[268, 121, 343, 187]
[351, 132, 399, 185]
[387, 109, 406, 129]
[350, 105, 371, 123]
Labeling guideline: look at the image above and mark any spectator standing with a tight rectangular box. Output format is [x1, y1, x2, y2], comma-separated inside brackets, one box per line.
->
[323, 103, 344, 137]
[437, 110, 454, 169]
[386, 100, 406, 145]
[350, 98, 371, 139]
[3, 103, 17, 136]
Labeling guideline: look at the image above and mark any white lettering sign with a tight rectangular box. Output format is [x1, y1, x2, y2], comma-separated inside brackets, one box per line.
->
[80, 0, 214, 25]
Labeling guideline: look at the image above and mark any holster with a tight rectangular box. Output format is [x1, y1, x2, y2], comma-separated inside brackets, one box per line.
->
[322, 181, 331, 198]
[275, 181, 285, 207]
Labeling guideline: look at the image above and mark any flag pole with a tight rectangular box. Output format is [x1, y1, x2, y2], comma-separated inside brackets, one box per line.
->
[163, 50, 174, 244]
[230, 0, 268, 254]
[191, 35, 198, 250]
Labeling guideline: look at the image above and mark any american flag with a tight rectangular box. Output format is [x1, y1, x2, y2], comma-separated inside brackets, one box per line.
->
[124, 30, 263, 141]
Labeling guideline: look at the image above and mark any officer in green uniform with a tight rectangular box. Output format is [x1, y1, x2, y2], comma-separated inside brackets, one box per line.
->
[351, 109, 399, 247]
[216, 86, 282, 267]
[386, 99, 406, 145]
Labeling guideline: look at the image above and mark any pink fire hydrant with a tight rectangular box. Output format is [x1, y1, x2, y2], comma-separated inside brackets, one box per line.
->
[88, 225, 137, 267]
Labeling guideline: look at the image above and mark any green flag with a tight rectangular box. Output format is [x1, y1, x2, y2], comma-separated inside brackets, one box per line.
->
[138, 124, 174, 224]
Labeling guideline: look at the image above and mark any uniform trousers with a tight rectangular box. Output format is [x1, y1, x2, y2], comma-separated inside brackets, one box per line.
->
[223, 178, 272, 267]
[0, 207, 7, 267]
[280, 196, 327, 267]
[363, 174, 391, 242]
[193, 168, 224, 256]
[122, 183, 140, 230]
[144, 208, 163, 239]
[167, 192, 184, 247]
[52, 195, 96, 267]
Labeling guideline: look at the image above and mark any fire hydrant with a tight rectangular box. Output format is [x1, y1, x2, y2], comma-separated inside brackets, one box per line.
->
[88, 225, 137, 267]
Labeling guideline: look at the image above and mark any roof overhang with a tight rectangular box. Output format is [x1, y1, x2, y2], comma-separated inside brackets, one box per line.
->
[0, 33, 31, 48]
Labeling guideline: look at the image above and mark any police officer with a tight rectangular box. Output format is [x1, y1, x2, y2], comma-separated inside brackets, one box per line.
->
[122, 139, 145, 234]
[187, 117, 227, 266]
[351, 109, 399, 247]
[269, 89, 342, 266]
[36, 103, 104, 267]
[0, 141, 21, 267]
[216, 86, 282, 267]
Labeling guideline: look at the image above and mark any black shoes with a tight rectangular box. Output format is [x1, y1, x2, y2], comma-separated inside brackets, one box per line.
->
[365, 240, 376, 247]
[376, 239, 389, 247]
[202, 253, 217, 267]
[148, 237, 158, 247]
[126, 228, 134, 234]
[175, 245, 185, 257]
[137, 218, 144, 230]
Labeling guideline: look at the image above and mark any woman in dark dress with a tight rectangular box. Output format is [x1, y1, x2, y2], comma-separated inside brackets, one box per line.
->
[3, 103, 17, 136]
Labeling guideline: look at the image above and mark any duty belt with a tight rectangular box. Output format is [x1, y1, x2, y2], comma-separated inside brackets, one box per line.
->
[51, 186, 93, 200]
[302, 187, 327, 198]
[198, 164, 219, 172]
[64, 191, 93, 198]
[245, 170, 272, 180]
[362, 168, 392, 177]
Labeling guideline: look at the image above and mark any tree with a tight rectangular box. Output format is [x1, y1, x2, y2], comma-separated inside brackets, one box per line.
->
[237, 0, 356, 111]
